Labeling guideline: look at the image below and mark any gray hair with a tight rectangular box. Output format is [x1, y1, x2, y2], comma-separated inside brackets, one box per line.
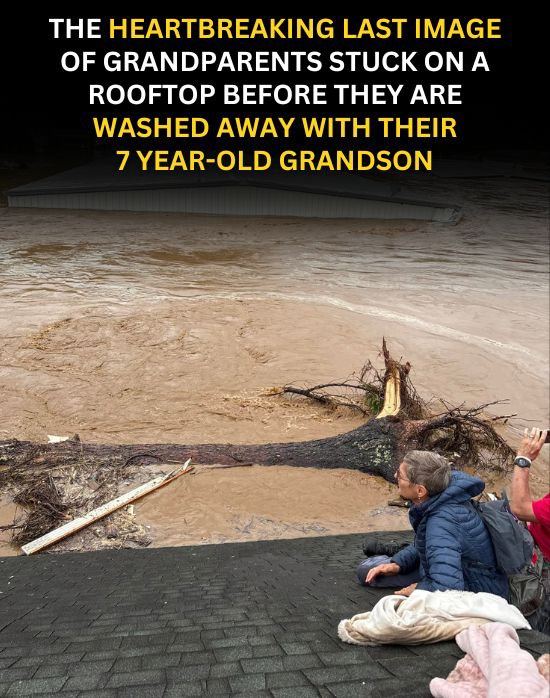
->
[403, 451, 451, 495]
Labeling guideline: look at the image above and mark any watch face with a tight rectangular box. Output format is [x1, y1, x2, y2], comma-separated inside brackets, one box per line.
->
[515, 457, 531, 468]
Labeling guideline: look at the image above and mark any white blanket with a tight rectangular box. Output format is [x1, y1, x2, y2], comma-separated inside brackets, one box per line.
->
[338, 589, 530, 646]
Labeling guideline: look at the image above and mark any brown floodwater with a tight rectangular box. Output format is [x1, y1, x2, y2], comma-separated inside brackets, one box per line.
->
[0, 175, 548, 555]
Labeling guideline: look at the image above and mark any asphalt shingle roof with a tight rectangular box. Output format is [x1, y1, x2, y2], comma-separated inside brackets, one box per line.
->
[0, 531, 548, 696]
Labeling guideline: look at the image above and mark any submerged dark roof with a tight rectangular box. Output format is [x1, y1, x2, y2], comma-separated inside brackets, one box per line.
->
[0, 531, 547, 696]
[7, 160, 460, 213]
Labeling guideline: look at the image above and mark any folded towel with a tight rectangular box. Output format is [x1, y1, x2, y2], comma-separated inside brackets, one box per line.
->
[338, 589, 530, 646]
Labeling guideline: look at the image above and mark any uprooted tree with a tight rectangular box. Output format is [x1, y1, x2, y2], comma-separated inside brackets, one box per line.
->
[1, 340, 516, 492]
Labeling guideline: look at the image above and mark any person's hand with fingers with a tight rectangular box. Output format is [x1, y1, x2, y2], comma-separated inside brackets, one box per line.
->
[517, 428, 548, 462]
[365, 561, 400, 585]
[395, 583, 417, 597]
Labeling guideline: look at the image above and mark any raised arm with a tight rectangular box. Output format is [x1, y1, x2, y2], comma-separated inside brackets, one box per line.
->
[510, 428, 547, 523]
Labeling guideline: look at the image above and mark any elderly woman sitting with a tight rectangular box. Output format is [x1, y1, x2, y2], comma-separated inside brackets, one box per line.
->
[358, 450, 508, 598]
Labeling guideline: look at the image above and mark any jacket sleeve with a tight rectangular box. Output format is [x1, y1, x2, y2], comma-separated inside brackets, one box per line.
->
[417, 513, 464, 592]
[391, 544, 420, 573]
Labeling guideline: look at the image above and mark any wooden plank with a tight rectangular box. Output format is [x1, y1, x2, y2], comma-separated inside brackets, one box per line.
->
[21, 459, 192, 555]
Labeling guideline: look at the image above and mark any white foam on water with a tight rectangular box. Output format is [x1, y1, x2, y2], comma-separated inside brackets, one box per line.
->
[183, 290, 543, 375]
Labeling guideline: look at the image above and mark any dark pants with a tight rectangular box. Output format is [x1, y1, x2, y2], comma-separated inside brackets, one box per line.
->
[356, 555, 421, 588]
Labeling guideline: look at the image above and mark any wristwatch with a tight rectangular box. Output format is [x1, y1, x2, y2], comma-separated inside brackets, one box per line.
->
[514, 456, 532, 468]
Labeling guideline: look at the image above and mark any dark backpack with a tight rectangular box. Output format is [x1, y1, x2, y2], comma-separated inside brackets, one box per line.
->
[470, 498, 533, 574]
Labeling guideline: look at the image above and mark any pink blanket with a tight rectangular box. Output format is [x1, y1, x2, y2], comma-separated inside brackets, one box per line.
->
[430, 622, 549, 697]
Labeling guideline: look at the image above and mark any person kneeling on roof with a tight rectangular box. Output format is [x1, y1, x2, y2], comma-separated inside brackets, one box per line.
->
[357, 450, 508, 598]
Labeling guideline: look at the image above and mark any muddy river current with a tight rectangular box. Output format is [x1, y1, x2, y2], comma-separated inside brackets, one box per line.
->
[0, 175, 548, 555]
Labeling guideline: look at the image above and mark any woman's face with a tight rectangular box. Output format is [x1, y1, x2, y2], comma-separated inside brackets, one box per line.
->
[395, 461, 421, 501]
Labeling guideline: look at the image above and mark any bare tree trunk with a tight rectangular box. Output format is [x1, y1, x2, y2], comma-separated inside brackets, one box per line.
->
[0, 416, 405, 483]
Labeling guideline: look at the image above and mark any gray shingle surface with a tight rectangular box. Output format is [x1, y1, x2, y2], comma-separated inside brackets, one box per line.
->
[0, 531, 547, 696]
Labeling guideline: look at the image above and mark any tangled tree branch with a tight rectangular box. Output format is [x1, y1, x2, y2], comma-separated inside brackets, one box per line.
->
[282, 339, 427, 420]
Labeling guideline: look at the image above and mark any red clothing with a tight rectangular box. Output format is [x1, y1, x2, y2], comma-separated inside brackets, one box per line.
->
[529, 493, 550, 561]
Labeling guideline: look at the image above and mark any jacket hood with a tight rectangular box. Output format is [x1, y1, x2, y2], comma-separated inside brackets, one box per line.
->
[409, 470, 485, 526]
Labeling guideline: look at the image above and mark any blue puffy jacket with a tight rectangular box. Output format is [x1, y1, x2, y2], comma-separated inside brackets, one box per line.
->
[391, 470, 508, 598]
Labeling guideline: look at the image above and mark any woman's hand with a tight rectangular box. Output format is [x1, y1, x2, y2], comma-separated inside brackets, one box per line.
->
[365, 562, 400, 585]
[395, 583, 417, 597]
